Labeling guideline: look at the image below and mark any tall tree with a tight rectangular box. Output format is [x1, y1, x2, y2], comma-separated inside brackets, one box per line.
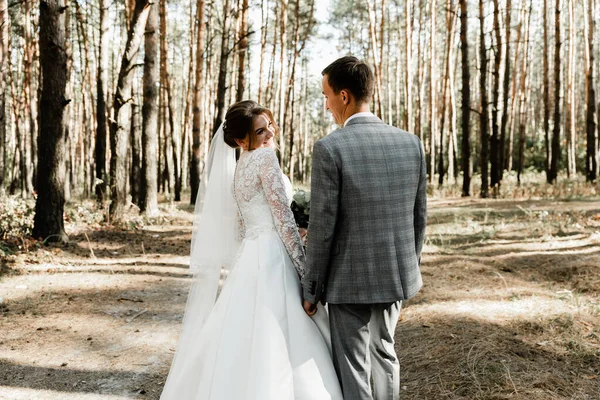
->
[479, 0, 489, 198]
[109, 0, 152, 219]
[33, 0, 69, 242]
[585, 0, 597, 182]
[490, 0, 501, 189]
[141, 0, 159, 214]
[543, 0, 551, 182]
[460, 0, 471, 196]
[0, 0, 7, 196]
[190, 0, 206, 205]
[213, 0, 232, 133]
[517, 1, 531, 184]
[549, 0, 562, 183]
[565, 0, 576, 177]
[236, 0, 249, 101]
[500, 0, 511, 175]
[96, 0, 110, 205]
[159, 0, 180, 201]
[429, 0, 437, 181]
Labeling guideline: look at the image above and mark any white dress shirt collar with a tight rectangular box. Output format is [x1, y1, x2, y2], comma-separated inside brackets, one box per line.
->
[343, 112, 375, 127]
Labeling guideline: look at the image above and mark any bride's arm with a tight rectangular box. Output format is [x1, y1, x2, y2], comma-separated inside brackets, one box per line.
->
[256, 148, 306, 278]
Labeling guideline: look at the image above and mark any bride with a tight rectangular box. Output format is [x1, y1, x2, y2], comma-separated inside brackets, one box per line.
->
[160, 100, 343, 399]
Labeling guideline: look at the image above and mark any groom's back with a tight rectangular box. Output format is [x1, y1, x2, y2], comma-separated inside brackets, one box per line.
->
[315, 115, 426, 304]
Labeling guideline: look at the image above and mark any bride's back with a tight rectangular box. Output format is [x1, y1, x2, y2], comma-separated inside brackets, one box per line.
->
[234, 148, 293, 240]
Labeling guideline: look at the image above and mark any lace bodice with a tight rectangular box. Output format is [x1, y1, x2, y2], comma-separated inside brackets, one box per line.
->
[233, 148, 306, 278]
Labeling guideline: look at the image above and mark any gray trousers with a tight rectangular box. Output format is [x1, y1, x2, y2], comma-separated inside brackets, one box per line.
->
[328, 302, 402, 400]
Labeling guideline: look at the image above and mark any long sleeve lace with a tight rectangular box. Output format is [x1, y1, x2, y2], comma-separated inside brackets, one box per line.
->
[257, 149, 306, 278]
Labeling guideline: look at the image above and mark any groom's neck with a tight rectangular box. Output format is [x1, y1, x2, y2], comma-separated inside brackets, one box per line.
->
[343, 103, 371, 122]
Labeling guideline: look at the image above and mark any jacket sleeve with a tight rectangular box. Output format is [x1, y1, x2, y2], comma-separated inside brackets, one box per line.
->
[303, 140, 339, 303]
[413, 137, 427, 264]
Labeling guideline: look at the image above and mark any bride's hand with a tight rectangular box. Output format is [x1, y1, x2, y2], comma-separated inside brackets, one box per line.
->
[303, 299, 317, 316]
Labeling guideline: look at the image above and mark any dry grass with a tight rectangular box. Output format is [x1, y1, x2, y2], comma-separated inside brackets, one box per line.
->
[398, 196, 600, 399]
[1, 187, 599, 399]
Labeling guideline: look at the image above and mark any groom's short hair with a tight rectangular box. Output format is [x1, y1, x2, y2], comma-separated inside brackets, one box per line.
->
[322, 56, 374, 104]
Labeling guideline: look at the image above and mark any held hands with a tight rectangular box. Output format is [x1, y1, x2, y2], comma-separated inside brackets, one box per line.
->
[302, 299, 318, 317]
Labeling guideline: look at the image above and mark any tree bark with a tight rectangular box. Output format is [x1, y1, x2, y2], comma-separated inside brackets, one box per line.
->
[257, 0, 268, 105]
[565, 0, 576, 177]
[277, 0, 288, 164]
[109, 0, 152, 219]
[549, 0, 561, 183]
[159, 0, 180, 201]
[33, 0, 69, 242]
[429, 0, 437, 182]
[190, 0, 205, 205]
[405, 0, 414, 132]
[96, 0, 110, 205]
[213, 0, 232, 134]
[543, 0, 551, 182]
[585, 0, 597, 181]
[517, 1, 531, 184]
[0, 0, 7, 196]
[140, 0, 159, 214]
[130, 81, 142, 206]
[236, 0, 249, 101]
[499, 0, 511, 175]
[479, 0, 489, 198]
[460, 0, 471, 196]
[490, 0, 501, 189]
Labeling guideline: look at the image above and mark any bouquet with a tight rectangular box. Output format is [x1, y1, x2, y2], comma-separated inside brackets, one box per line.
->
[291, 190, 310, 229]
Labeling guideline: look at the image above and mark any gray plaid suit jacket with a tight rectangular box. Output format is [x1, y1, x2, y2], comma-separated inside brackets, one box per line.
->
[302, 115, 427, 304]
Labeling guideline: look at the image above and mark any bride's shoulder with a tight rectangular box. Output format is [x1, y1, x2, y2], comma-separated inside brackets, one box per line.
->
[251, 147, 278, 164]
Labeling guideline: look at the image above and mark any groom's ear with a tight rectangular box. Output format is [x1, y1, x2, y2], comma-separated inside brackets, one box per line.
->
[341, 90, 350, 105]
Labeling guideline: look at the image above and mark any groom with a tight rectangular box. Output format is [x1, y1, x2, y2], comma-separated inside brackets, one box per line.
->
[302, 56, 427, 400]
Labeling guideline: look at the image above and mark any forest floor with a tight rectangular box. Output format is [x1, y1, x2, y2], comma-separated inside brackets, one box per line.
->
[1, 190, 600, 399]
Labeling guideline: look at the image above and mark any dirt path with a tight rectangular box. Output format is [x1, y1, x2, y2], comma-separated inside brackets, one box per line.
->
[1, 198, 599, 399]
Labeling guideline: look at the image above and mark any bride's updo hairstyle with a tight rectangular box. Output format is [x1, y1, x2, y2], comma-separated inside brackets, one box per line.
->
[223, 100, 279, 150]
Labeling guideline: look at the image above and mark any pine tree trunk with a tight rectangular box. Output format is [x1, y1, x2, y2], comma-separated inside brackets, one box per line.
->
[490, 0, 501, 189]
[479, 0, 489, 198]
[236, 0, 249, 101]
[159, 0, 180, 201]
[96, 0, 110, 205]
[277, 0, 288, 164]
[438, 0, 458, 186]
[517, 1, 531, 184]
[585, 0, 597, 181]
[130, 82, 142, 206]
[213, 0, 232, 134]
[507, 0, 525, 173]
[499, 0, 511, 175]
[33, 0, 69, 243]
[190, 0, 206, 205]
[110, 0, 152, 219]
[543, 0, 551, 182]
[429, 0, 437, 182]
[257, 0, 268, 105]
[366, 0, 383, 119]
[405, 0, 414, 132]
[140, 0, 159, 213]
[566, 0, 576, 177]
[21, 0, 35, 197]
[0, 0, 7, 196]
[549, 0, 561, 183]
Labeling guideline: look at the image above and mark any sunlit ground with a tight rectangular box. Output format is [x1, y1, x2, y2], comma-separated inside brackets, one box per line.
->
[1, 188, 599, 399]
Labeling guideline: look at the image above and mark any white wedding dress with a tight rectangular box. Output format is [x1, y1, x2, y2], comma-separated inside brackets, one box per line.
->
[160, 147, 342, 400]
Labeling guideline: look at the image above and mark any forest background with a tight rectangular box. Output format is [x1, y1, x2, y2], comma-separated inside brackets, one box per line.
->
[0, 0, 599, 399]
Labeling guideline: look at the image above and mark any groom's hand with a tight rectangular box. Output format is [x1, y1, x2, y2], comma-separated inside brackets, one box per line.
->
[302, 300, 317, 316]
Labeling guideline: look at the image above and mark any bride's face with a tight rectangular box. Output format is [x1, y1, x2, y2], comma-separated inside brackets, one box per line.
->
[250, 114, 276, 150]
